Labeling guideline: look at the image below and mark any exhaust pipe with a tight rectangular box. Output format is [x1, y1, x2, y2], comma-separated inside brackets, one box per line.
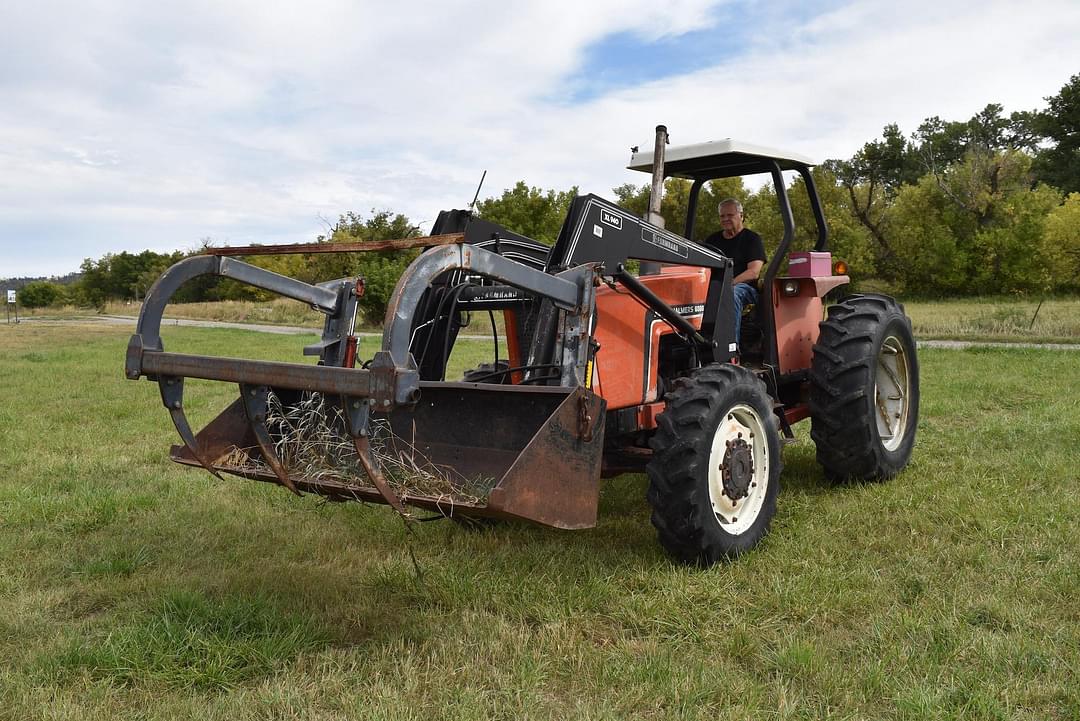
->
[640, 124, 668, 276]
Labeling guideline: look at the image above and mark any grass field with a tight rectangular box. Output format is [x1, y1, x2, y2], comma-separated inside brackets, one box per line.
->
[19, 294, 1080, 344]
[901, 296, 1080, 344]
[1, 322, 1078, 720]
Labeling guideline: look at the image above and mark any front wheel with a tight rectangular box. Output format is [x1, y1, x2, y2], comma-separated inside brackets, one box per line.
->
[809, 294, 919, 481]
[646, 364, 782, 566]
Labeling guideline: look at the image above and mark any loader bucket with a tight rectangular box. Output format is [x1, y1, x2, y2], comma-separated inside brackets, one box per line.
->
[170, 382, 607, 529]
[129, 246, 604, 530]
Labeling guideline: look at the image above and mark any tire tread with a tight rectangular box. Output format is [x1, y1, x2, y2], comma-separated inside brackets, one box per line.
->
[809, 294, 919, 482]
[646, 364, 782, 565]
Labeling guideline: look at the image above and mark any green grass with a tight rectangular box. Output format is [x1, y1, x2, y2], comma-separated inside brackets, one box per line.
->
[42, 590, 330, 690]
[1, 322, 1078, 719]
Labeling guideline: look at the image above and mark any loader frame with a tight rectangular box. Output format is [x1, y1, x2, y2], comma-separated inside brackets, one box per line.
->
[125, 240, 608, 527]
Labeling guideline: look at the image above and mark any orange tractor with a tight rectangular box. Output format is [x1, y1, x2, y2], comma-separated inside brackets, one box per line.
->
[126, 126, 918, 565]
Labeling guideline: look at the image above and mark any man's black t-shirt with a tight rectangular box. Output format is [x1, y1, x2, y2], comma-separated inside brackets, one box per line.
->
[702, 228, 767, 279]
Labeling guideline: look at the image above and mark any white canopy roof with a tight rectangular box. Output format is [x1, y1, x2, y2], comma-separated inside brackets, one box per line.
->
[628, 138, 817, 179]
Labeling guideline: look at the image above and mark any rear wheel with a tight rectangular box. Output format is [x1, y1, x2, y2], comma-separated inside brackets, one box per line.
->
[646, 364, 782, 566]
[810, 294, 919, 481]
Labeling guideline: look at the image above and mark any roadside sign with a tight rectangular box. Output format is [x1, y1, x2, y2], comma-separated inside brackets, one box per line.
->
[5, 289, 16, 324]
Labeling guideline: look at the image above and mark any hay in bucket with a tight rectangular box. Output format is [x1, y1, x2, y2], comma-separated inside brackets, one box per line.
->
[226, 391, 495, 508]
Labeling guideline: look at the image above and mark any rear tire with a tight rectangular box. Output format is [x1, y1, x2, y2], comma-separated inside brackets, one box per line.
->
[810, 294, 919, 481]
[646, 364, 782, 566]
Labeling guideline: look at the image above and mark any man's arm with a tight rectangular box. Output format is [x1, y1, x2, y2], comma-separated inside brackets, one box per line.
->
[734, 259, 763, 285]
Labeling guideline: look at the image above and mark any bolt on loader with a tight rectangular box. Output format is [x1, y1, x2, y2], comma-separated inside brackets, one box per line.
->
[126, 125, 919, 566]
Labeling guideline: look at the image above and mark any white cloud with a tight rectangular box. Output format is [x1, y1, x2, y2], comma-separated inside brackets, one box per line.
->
[1, 0, 1077, 277]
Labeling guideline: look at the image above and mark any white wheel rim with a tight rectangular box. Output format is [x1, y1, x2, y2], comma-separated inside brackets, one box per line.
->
[875, 335, 911, 451]
[707, 403, 770, 535]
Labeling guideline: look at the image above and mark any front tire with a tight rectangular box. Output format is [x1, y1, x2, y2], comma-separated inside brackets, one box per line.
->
[646, 364, 782, 566]
[809, 294, 919, 481]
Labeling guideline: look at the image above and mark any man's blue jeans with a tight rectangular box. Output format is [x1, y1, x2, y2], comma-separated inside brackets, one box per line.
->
[733, 282, 758, 349]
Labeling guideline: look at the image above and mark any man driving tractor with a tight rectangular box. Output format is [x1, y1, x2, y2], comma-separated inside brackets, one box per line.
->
[702, 198, 766, 350]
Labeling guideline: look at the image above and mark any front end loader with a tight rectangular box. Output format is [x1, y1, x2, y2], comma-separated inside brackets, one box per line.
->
[127, 126, 918, 565]
[125, 237, 609, 528]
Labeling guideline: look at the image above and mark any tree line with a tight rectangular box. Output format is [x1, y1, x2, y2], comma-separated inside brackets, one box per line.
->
[16, 74, 1079, 313]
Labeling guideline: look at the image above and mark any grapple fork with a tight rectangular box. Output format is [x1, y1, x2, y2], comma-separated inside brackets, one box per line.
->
[125, 241, 606, 529]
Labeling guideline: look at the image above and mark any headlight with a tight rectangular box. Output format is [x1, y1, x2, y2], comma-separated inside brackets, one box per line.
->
[782, 280, 799, 296]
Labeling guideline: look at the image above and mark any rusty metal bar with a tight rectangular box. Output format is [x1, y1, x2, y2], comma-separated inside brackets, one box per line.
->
[140, 351, 374, 395]
[200, 233, 466, 257]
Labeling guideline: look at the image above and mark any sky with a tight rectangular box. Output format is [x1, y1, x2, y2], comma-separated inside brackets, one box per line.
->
[1, 0, 1078, 278]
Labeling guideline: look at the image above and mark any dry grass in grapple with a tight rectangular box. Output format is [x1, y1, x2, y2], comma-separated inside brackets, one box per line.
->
[221, 391, 497, 509]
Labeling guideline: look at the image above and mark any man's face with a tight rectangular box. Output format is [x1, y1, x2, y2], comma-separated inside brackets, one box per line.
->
[719, 203, 743, 236]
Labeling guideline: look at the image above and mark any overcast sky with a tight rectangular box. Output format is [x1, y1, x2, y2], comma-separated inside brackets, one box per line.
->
[2, 0, 1077, 278]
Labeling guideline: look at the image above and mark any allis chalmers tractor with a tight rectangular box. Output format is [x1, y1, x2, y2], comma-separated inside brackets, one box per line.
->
[126, 127, 919, 566]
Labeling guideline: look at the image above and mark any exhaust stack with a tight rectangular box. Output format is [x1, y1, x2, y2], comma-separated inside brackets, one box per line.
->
[640, 124, 668, 276]
[647, 124, 668, 229]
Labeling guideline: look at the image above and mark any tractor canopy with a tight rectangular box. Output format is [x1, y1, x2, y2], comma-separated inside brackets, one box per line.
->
[627, 138, 817, 180]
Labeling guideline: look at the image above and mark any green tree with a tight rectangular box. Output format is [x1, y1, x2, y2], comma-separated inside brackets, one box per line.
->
[912, 104, 1038, 174]
[75, 256, 112, 307]
[926, 147, 1034, 229]
[475, 182, 578, 244]
[811, 167, 879, 281]
[18, 281, 67, 308]
[886, 177, 972, 295]
[612, 177, 745, 242]
[75, 249, 186, 305]
[968, 183, 1061, 293]
[824, 123, 912, 268]
[887, 151, 1062, 296]
[133, 251, 186, 301]
[828, 107, 1039, 283]
[305, 210, 421, 323]
[1042, 192, 1080, 292]
[1032, 74, 1080, 194]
